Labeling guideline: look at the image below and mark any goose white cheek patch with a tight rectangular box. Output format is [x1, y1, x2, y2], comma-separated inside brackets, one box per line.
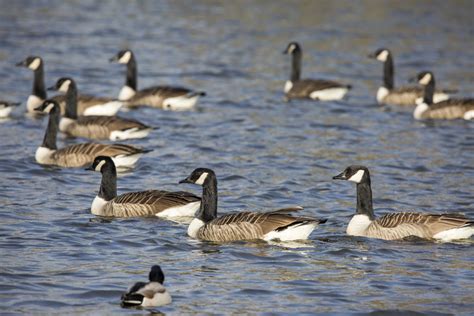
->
[28, 58, 41, 70]
[119, 51, 131, 64]
[44, 103, 55, 113]
[195, 172, 208, 185]
[376, 50, 389, 62]
[59, 80, 71, 93]
[419, 73, 432, 85]
[95, 160, 106, 172]
[348, 170, 365, 183]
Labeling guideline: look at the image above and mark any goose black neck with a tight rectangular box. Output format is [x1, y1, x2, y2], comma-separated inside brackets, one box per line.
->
[290, 50, 302, 82]
[197, 177, 218, 223]
[126, 56, 137, 90]
[64, 81, 78, 119]
[98, 163, 117, 201]
[356, 178, 374, 219]
[33, 64, 47, 99]
[383, 55, 394, 89]
[42, 106, 59, 150]
[422, 77, 435, 105]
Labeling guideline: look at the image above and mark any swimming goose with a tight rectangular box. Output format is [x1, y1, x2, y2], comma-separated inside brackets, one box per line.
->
[282, 42, 351, 101]
[0, 101, 20, 118]
[333, 165, 473, 241]
[413, 71, 474, 120]
[86, 156, 201, 217]
[16, 56, 122, 116]
[179, 168, 326, 242]
[49, 77, 154, 140]
[34, 100, 150, 168]
[121, 265, 172, 308]
[110, 49, 206, 111]
[368, 48, 452, 106]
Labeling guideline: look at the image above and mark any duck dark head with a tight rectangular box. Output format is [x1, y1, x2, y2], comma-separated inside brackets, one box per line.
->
[34, 99, 59, 114]
[86, 156, 114, 173]
[149, 265, 165, 284]
[110, 50, 133, 64]
[16, 56, 42, 70]
[333, 165, 370, 184]
[179, 168, 216, 186]
[368, 48, 391, 62]
[283, 42, 301, 55]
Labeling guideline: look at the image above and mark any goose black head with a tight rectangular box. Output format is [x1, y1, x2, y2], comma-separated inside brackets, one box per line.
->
[149, 265, 165, 284]
[415, 71, 434, 86]
[48, 77, 74, 93]
[34, 99, 59, 114]
[368, 48, 391, 62]
[86, 156, 114, 172]
[283, 42, 301, 55]
[110, 49, 133, 64]
[179, 168, 216, 186]
[333, 165, 370, 184]
[16, 56, 42, 70]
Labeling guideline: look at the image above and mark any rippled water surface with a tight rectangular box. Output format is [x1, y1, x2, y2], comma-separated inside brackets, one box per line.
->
[1, 1, 473, 315]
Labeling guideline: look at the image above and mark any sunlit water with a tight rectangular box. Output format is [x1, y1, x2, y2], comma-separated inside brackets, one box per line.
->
[0, 1, 473, 315]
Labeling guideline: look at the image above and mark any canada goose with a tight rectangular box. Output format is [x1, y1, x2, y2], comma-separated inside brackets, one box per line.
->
[86, 156, 201, 217]
[368, 48, 452, 106]
[282, 42, 351, 101]
[179, 168, 326, 242]
[34, 100, 149, 168]
[121, 265, 172, 308]
[0, 101, 20, 118]
[49, 77, 154, 140]
[110, 49, 206, 111]
[413, 71, 474, 120]
[333, 165, 474, 242]
[16, 56, 122, 116]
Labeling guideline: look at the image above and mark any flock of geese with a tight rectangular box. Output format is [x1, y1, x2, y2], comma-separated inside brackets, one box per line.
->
[2, 42, 474, 308]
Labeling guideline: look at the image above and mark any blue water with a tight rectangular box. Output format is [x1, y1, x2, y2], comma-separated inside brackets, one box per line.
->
[0, 1, 473, 315]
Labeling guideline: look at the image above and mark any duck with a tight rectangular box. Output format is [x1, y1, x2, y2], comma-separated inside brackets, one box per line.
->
[179, 168, 326, 242]
[368, 48, 453, 106]
[110, 49, 206, 111]
[333, 165, 473, 241]
[34, 100, 150, 168]
[121, 265, 172, 308]
[282, 42, 351, 101]
[49, 77, 154, 140]
[0, 101, 20, 118]
[16, 56, 122, 116]
[86, 156, 201, 217]
[413, 71, 474, 120]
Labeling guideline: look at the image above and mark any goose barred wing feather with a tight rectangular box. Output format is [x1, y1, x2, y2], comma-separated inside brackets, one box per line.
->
[369, 212, 472, 240]
[126, 86, 195, 108]
[66, 115, 150, 140]
[76, 115, 149, 129]
[105, 190, 200, 217]
[198, 211, 320, 242]
[424, 99, 474, 119]
[51, 143, 145, 167]
[288, 79, 347, 98]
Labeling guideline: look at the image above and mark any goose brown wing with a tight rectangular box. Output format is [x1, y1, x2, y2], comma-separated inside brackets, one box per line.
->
[376, 212, 471, 233]
[113, 190, 200, 208]
[134, 86, 192, 99]
[425, 99, 474, 119]
[208, 211, 319, 235]
[51, 143, 142, 167]
[288, 79, 347, 97]
[75, 115, 150, 130]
